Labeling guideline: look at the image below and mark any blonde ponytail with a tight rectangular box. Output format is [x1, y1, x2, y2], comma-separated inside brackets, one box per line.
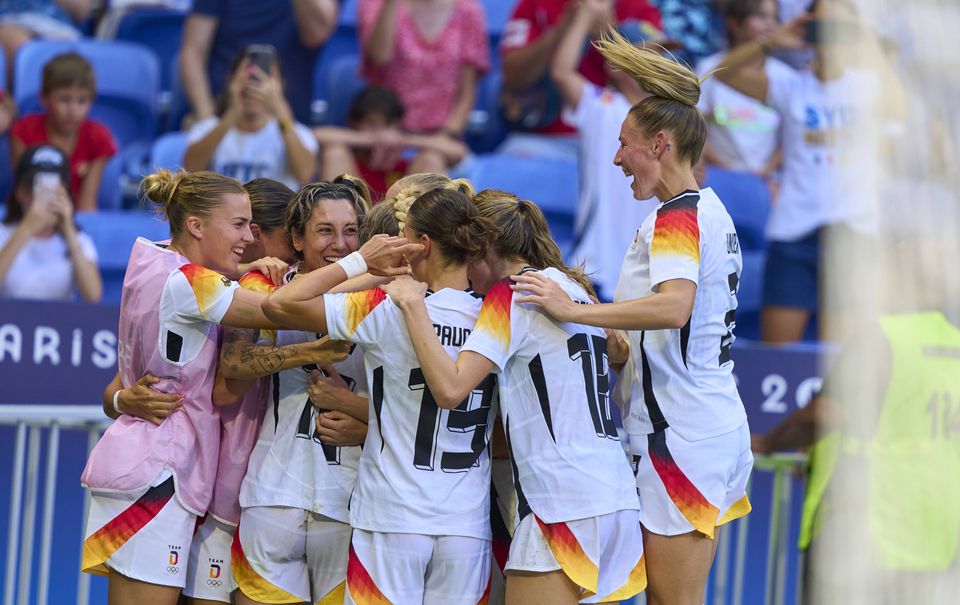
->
[141, 169, 246, 238]
[593, 27, 708, 166]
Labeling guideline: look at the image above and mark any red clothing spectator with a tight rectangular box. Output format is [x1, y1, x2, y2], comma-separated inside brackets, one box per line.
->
[357, 155, 409, 201]
[10, 114, 117, 204]
[500, 0, 662, 134]
[359, 0, 491, 134]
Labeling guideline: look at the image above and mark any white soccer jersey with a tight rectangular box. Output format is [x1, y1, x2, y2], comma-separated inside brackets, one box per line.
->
[324, 287, 497, 540]
[613, 188, 747, 442]
[462, 267, 640, 525]
[239, 274, 366, 522]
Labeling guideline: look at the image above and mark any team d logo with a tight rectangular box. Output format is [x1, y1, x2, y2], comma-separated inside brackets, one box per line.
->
[168, 550, 179, 566]
[209, 563, 221, 579]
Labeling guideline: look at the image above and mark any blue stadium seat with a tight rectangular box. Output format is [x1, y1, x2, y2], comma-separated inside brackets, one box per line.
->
[340, 0, 360, 28]
[466, 69, 506, 153]
[0, 44, 5, 91]
[735, 250, 766, 341]
[113, 8, 186, 114]
[0, 135, 11, 207]
[704, 166, 771, 251]
[13, 39, 160, 148]
[75, 210, 170, 303]
[149, 131, 189, 172]
[464, 153, 578, 252]
[314, 53, 365, 127]
[480, 0, 518, 37]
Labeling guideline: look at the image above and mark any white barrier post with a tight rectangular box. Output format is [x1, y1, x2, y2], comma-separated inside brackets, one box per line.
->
[37, 423, 61, 605]
[3, 423, 27, 605]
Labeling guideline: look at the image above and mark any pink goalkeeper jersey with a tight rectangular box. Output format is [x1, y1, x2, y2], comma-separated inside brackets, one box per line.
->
[81, 238, 240, 516]
[208, 272, 275, 525]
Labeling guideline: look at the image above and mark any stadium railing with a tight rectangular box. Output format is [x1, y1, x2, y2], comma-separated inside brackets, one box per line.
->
[0, 405, 806, 605]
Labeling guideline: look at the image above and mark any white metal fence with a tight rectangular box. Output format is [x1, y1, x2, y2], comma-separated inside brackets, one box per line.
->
[0, 405, 806, 605]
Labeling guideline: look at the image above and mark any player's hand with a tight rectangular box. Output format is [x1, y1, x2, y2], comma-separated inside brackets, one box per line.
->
[359, 234, 423, 277]
[605, 329, 630, 366]
[304, 337, 351, 367]
[315, 410, 367, 447]
[244, 256, 288, 284]
[511, 271, 579, 323]
[117, 374, 183, 426]
[308, 367, 351, 412]
[382, 275, 427, 310]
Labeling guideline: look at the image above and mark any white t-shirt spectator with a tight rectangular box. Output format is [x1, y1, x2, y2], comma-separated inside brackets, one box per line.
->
[765, 68, 880, 242]
[563, 83, 658, 298]
[697, 52, 795, 174]
[187, 117, 318, 190]
[0, 224, 98, 301]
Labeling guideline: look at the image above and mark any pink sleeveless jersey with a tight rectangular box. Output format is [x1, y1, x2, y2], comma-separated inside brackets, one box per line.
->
[81, 238, 239, 516]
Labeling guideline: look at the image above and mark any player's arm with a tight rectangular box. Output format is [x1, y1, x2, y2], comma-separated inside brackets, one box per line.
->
[308, 368, 369, 422]
[219, 327, 350, 381]
[262, 235, 422, 330]
[513, 274, 697, 330]
[384, 277, 494, 409]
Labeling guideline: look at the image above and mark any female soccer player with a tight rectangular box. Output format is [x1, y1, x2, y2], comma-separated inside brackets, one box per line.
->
[229, 180, 373, 605]
[383, 190, 645, 605]
[511, 30, 753, 605]
[79, 169, 416, 605]
[263, 181, 499, 605]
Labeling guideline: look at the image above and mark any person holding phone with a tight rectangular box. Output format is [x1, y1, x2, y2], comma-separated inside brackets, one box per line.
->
[0, 144, 102, 302]
[184, 46, 318, 189]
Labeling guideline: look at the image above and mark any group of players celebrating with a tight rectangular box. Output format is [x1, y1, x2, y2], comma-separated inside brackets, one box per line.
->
[79, 29, 752, 605]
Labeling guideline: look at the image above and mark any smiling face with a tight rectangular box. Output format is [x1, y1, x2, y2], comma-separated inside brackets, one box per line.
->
[194, 192, 255, 275]
[613, 118, 661, 201]
[294, 199, 360, 273]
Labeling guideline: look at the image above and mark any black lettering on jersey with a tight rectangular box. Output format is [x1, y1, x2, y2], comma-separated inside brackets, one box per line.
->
[165, 331, 184, 363]
[726, 232, 740, 254]
[432, 324, 472, 347]
[728, 271, 740, 296]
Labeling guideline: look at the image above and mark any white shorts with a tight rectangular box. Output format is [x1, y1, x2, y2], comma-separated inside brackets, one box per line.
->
[233, 505, 351, 604]
[184, 515, 236, 603]
[346, 529, 491, 605]
[631, 421, 753, 538]
[505, 509, 646, 603]
[82, 473, 197, 588]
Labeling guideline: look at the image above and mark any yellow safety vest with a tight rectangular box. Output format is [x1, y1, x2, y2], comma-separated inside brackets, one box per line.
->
[799, 312, 960, 570]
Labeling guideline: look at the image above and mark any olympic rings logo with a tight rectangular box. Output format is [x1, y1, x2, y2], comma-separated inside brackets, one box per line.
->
[166, 566, 180, 575]
[206, 579, 224, 588]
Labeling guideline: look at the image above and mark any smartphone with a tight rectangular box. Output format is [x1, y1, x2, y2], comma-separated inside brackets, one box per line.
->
[246, 44, 277, 80]
[33, 172, 60, 207]
[805, 19, 861, 45]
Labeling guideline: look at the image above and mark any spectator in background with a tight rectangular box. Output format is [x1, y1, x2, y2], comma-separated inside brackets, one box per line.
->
[183, 47, 318, 190]
[10, 52, 118, 212]
[179, 0, 337, 125]
[551, 0, 657, 299]
[0, 88, 14, 135]
[359, 0, 489, 173]
[697, 0, 793, 180]
[0, 0, 93, 76]
[652, 0, 721, 65]
[715, 0, 904, 343]
[497, 0, 662, 162]
[315, 86, 468, 199]
[0, 145, 102, 302]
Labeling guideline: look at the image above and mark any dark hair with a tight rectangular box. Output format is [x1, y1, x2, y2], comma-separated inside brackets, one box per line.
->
[244, 178, 294, 234]
[141, 169, 247, 239]
[42, 52, 95, 96]
[333, 173, 374, 208]
[723, 0, 770, 22]
[347, 86, 405, 126]
[474, 189, 595, 297]
[399, 188, 496, 266]
[285, 182, 370, 261]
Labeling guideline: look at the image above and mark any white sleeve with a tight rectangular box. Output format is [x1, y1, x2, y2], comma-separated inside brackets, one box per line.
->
[323, 289, 390, 346]
[165, 264, 240, 324]
[562, 82, 603, 129]
[293, 122, 319, 154]
[186, 116, 219, 144]
[76, 232, 98, 263]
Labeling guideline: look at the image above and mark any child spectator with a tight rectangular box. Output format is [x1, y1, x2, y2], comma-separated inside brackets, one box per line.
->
[359, 0, 489, 172]
[697, 0, 795, 177]
[315, 86, 468, 199]
[552, 0, 658, 299]
[0, 145, 102, 302]
[183, 46, 318, 190]
[10, 52, 118, 212]
[497, 0, 663, 162]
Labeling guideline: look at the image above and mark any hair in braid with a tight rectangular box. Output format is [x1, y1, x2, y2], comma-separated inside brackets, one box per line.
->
[386, 173, 476, 236]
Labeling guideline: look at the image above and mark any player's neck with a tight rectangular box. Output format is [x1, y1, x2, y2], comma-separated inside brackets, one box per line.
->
[493, 258, 529, 280]
[421, 263, 469, 292]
